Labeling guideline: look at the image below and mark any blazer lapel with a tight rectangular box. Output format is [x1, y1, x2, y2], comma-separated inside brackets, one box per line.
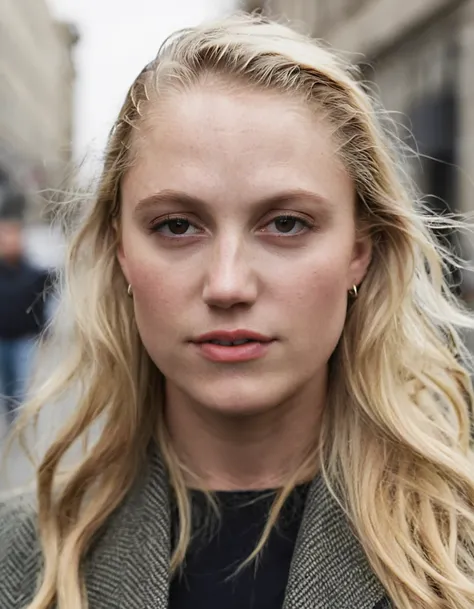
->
[83, 449, 389, 609]
[283, 475, 389, 609]
[84, 448, 170, 609]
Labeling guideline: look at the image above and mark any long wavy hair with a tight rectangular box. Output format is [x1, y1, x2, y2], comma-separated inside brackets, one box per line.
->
[13, 12, 474, 609]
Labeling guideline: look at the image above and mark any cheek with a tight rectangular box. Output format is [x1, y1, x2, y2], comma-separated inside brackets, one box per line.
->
[275, 252, 350, 345]
[276, 248, 349, 307]
[287, 272, 347, 323]
[125, 254, 187, 336]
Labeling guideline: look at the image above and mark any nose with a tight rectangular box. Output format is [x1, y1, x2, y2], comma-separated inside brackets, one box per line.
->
[202, 237, 258, 310]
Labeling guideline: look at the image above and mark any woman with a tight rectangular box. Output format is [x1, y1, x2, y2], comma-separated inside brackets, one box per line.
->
[1, 13, 474, 609]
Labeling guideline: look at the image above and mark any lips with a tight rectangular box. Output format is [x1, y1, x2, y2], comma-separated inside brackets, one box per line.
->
[194, 330, 273, 345]
[192, 330, 274, 363]
[206, 338, 257, 346]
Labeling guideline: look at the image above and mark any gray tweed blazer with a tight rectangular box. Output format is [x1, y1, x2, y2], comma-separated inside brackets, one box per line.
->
[0, 448, 392, 609]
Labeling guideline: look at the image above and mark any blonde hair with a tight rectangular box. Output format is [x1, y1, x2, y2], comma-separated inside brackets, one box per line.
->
[15, 12, 474, 609]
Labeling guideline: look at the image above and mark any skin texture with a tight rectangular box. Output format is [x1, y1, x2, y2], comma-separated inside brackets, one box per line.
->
[118, 87, 371, 489]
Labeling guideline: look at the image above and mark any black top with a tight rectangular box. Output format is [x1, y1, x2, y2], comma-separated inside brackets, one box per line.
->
[0, 258, 52, 339]
[169, 483, 310, 609]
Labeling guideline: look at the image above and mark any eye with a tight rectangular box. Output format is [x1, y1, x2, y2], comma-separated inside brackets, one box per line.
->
[262, 215, 313, 236]
[150, 216, 200, 237]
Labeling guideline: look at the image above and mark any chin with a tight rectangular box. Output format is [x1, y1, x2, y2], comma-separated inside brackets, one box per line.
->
[187, 377, 292, 417]
[202, 399, 275, 418]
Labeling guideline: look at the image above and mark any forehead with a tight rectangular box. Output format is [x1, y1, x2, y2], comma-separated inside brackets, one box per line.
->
[123, 87, 353, 209]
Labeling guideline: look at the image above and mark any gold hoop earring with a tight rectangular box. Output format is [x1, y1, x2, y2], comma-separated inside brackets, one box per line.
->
[127, 284, 133, 297]
[349, 284, 358, 298]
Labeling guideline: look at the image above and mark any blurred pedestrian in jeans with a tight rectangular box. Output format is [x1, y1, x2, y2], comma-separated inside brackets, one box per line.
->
[0, 218, 52, 427]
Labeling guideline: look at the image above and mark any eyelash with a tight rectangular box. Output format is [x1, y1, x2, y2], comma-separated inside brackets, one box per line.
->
[149, 214, 315, 238]
[149, 215, 201, 237]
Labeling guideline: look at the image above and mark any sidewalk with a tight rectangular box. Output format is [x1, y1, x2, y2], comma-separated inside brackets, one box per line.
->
[0, 390, 80, 495]
[0, 342, 78, 495]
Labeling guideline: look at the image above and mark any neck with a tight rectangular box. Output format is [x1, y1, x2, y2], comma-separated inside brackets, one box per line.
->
[164, 374, 326, 491]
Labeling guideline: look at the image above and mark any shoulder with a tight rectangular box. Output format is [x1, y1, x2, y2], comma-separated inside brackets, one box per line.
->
[0, 493, 42, 608]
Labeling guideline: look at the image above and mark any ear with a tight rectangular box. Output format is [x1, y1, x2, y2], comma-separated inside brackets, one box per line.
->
[348, 232, 372, 290]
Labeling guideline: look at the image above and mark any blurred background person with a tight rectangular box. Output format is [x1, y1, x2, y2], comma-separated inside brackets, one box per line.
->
[0, 202, 53, 428]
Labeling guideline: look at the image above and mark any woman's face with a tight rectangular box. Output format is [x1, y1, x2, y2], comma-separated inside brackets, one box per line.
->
[118, 87, 371, 415]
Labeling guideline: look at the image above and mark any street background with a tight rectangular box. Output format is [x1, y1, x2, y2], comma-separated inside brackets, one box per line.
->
[2, 0, 474, 492]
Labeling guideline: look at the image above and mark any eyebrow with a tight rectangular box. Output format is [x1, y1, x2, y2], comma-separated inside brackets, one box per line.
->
[133, 188, 332, 217]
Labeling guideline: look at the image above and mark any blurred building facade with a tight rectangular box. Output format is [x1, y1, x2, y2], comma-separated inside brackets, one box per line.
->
[0, 0, 79, 220]
[243, 0, 474, 300]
